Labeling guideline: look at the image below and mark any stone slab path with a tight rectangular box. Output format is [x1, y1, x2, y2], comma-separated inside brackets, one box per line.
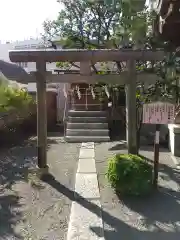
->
[67, 142, 104, 240]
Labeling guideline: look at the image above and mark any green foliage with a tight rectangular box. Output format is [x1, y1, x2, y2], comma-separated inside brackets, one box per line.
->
[0, 85, 34, 112]
[107, 154, 153, 196]
[56, 61, 71, 69]
[43, 0, 180, 113]
[43, 0, 149, 49]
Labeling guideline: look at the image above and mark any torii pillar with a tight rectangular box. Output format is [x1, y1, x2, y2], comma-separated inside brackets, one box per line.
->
[36, 61, 49, 173]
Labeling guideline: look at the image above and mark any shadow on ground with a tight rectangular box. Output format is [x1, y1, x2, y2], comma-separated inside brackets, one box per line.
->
[140, 154, 180, 187]
[120, 187, 180, 228]
[94, 140, 180, 239]
[42, 171, 180, 240]
[99, 187, 180, 240]
[0, 130, 63, 187]
[108, 142, 169, 152]
[0, 195, 23, 240]
[0, 126, 64, 239]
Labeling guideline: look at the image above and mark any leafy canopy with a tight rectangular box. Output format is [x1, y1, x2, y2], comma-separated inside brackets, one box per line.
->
[43, 0, 150, 49]
[42, 0, 180, 104]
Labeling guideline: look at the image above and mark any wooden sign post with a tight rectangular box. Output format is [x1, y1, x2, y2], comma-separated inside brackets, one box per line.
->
[143, 102, 175, 188]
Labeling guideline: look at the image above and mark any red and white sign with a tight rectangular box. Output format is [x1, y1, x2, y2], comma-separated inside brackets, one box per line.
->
[143, 102, 175, 124]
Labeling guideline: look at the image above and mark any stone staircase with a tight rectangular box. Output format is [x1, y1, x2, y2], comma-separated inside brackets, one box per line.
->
[65, 110, 110, 142]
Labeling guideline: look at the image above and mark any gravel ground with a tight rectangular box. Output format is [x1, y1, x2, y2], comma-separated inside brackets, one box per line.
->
[95, 141, 180, 240]
[0, 133, 80, 240]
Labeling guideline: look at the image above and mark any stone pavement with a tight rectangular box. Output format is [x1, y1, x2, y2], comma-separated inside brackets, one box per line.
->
[0, 135, 80, 240]
[67, 142, 104, 240]
[66, 141, 180, 240]
[1, 137, 180, 240]
[95, 141, 180, 240]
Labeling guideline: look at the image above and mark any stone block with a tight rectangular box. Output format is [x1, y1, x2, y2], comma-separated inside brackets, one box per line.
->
[79, 148, 95, 159]
[77, 158, 96, 173]
[75, 173, 100, 199]
[67, 200, 104, 240]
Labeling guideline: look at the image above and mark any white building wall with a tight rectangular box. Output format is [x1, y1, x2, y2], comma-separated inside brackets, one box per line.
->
[0, 39, 61, 73]
[0, 42, 14, 62]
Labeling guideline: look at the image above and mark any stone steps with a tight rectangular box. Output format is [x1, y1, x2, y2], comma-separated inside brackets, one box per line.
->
[68, 116, 107, 123]
[67, 122, 108, 129]
[65, 110, 110, 142]
[68, 110, 107, 117]
[65, 135, 110, 143]
[66, 129, 109, 136]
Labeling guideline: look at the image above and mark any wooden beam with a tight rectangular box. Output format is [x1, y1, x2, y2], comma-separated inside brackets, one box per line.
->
[30, 72, 158, 84]
[126, 60, 137, 154]
[54, 69, 80, 74]
[36, 61, 48, 170]
[80, 61, 91, 75]
[47, 74, 127, 84]
[9, 49, 165, 63]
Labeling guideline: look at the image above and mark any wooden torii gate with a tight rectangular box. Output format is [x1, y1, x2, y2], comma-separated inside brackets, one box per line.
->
[9, 49, 164, 173]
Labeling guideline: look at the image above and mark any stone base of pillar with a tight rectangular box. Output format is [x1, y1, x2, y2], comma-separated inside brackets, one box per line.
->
[28, 165, 49, 179]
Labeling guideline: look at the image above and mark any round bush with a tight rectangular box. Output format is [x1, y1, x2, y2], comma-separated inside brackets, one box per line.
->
[107, 154, 153, 196]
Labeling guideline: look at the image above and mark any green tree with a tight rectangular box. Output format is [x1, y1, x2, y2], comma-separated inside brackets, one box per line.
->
[43, 0, 148, 48]
[43, 0, 152, 72]
[42, 0, 180, 151]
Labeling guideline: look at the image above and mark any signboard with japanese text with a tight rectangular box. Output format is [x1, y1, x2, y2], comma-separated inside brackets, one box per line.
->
[143, 102, 175, 124]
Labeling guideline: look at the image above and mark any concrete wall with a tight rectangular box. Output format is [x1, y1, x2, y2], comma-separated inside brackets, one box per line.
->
[168, 124, 180, 156]
[140, 123, 169, 144]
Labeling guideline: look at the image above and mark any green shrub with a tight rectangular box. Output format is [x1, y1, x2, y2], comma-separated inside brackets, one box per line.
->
[4, 87, 33, 108]
[107, 154, 153, 196]
[0, 85, 34, 112]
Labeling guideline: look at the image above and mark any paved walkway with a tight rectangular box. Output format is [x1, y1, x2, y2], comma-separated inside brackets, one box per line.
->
[66, 141, 180, 240]
[67, 142, 104, 240]
[95, 142, 180, 240]
[0, 135, 80, 240]
[1, 138, 180, 240]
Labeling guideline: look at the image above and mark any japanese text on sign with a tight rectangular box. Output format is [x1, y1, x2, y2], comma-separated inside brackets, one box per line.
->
[143, 102, 175, 124]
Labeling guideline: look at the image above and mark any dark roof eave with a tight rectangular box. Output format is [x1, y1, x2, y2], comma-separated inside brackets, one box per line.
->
[0, 60, 35, 84]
